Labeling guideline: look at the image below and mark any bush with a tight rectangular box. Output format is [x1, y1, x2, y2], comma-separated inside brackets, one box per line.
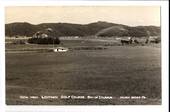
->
[28, 37, 60, 44]
[12, 40, 26, 44]
[155, 38, 161, 43]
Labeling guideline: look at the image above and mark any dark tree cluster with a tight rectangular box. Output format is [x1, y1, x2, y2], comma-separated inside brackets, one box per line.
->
[28, 37, 60, 44]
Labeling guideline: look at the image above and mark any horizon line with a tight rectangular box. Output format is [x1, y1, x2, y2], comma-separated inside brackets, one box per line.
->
[5, 21, 161, 27]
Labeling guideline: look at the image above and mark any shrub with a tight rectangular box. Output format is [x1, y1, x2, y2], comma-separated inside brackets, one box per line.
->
[155, 38, 161, 43]
[12, 40, 26, 44]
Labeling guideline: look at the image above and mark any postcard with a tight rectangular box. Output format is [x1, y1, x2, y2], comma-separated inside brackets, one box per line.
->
[0, 0, 169, 112]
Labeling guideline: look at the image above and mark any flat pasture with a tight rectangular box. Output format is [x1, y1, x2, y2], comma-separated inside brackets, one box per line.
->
[6, 38, 161, 105]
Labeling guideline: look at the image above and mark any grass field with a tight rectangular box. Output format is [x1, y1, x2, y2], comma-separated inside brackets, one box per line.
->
[6, 38, 161, 105]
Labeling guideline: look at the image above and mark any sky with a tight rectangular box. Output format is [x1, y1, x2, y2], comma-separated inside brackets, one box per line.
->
[5, 6, 160, 26]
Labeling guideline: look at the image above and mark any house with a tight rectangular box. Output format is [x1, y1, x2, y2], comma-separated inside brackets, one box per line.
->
[33, 28, 52, 38]
[28, 28, 60, 44]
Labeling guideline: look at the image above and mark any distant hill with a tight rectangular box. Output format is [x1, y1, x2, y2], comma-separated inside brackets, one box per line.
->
[5, 21, 161, 38]
[96, 25, 129, 37]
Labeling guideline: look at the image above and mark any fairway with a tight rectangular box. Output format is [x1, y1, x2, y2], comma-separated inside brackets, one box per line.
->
[6, 39, 161, 105]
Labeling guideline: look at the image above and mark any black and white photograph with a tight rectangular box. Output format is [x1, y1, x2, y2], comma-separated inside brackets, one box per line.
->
[5, 6, 162, 105]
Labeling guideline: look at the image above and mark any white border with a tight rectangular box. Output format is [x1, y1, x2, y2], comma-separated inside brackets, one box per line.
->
[0, 2, 5, 112]
[0, 1, 169, 112]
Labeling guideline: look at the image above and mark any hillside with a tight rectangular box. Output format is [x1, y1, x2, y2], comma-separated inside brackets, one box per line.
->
[96, 26, 129, 37]
[5, 21, 161, 38]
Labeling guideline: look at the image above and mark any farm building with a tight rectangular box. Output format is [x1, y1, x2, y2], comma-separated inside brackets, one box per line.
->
[132, 36, 160, 44]
[119, 35, 160, 45]
[28, 28, 60, 44]
[33, 28, 54, 38]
